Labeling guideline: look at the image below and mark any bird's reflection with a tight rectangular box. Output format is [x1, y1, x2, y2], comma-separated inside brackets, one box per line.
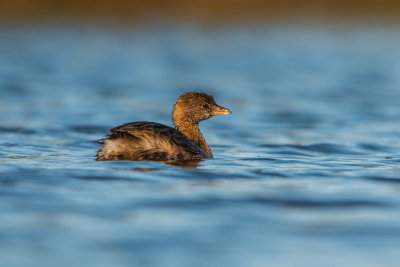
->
[131, 160, 201, 172]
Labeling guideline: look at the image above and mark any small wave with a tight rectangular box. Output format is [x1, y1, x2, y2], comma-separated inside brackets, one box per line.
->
[69, 125, 108, 134]
[251, 169, 290, 178]
[267, 149, 313, 157]
[247, 196, 388, 208]
[241, 157, 278, 161]
[298, 143, 361, 154]
[358, 143, 392, 153]
[365, 176, 400, 184]
[0, 126, 36, 134]
[72, 174, 143, 182]
[0, 142, 18, 147]
[260, 143, 363, 155]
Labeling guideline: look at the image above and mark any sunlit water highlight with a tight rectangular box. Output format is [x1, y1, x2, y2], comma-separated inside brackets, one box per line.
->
[1, 24, 400, 267]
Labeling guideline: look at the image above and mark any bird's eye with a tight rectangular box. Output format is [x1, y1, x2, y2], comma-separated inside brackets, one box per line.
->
[202, 103, 210, 108]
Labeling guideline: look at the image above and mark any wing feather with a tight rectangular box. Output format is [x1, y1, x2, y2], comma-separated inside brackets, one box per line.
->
[96, 122, 207, 161]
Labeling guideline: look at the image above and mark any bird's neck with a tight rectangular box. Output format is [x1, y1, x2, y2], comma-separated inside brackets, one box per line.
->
[173, 118, 212, 157]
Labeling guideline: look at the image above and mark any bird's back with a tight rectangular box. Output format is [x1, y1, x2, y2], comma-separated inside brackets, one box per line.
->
[96, 122, 208, 162]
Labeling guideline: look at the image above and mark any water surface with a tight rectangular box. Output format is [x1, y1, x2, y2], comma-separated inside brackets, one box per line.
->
[1, 24, 400, 267]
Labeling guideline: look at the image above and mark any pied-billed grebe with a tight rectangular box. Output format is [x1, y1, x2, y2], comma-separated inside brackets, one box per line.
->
[96, 92, 231, 162]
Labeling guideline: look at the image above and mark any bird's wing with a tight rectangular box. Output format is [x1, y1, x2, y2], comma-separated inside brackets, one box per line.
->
[97, 122, 207, 161]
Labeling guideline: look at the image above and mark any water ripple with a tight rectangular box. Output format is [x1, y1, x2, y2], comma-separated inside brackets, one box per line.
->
[1, 25, 400, 267]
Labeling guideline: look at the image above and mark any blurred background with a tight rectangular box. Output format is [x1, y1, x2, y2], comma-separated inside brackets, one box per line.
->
[1, 1, 400, 267]
[1, 0, 400, 23]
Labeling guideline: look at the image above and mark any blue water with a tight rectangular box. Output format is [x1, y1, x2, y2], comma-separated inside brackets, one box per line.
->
[1, 24, 400, 267]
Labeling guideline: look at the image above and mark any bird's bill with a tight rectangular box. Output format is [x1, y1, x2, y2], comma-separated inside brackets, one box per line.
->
[211, 105, 232, 116]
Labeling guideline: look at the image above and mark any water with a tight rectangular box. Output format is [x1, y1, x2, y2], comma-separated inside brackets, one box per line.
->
[1, 24, 400, 267]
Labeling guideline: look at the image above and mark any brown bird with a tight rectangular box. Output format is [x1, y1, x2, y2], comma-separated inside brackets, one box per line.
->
[96, 92, 231, 162]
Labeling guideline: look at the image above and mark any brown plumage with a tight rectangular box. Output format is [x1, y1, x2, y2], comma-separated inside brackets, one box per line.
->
[96, 92, 231, 162]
